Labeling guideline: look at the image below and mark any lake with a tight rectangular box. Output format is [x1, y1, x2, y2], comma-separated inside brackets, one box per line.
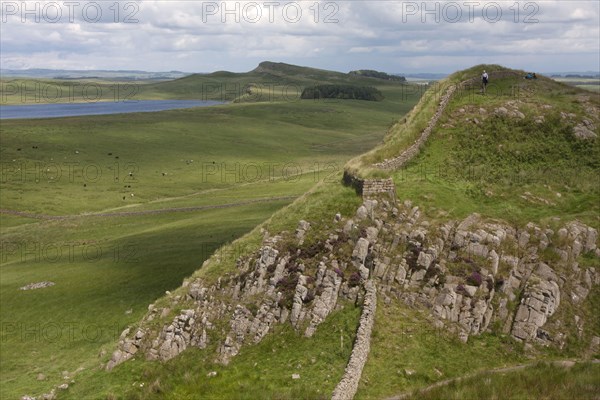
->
[0, 100, 224, 120]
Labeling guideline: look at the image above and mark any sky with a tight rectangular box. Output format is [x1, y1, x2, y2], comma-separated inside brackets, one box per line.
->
[1, 0, 599, 74]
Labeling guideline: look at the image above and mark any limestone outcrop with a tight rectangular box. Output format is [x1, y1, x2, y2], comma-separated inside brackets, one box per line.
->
[106, 196, 599, 392]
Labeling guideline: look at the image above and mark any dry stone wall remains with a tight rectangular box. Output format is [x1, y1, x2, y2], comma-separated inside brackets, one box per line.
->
[331, 280, 377, 400]
[373, 84, 457, 171]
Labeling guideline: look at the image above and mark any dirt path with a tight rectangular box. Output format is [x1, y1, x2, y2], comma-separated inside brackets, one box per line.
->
[386, 359, 599, 400]
[0, 195, 298, 220]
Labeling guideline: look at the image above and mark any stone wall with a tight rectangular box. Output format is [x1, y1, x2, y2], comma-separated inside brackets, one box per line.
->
[343, 171, 396, 200]
[373, 84, 456, 171]
[362, 179, 397, 198]
[331, 280, 377, 400]
[373, 71, 522, 172]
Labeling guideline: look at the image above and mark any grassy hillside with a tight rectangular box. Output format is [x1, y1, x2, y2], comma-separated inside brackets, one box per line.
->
[1, 62, 410, 105]
[404, 361, 600, 400]
[355, 65, 599, 398]
[349, 65, 599, 227]
[0, 64, 420, 399]
[3, 64, 598, 399]
[143, 62, 411, 103]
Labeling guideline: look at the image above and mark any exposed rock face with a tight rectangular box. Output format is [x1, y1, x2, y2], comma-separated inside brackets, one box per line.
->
[353, 238, 370, 264]
[511, 277, 560, 342]
[107, 196, 599, 381]
[304, 270, 343, 337]
[107, 224, 374, 370]
[295, 220, 311, 245]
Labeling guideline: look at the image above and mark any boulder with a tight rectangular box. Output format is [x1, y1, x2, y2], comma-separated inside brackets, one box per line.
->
[352, 238, 370, 264]
[417, 251, 434, 269]
[356, 206, 368, 220]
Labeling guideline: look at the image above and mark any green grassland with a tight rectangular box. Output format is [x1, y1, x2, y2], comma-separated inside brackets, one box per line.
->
[404, 361, 600, 400]
[552, 76, 600, 93]
[0, 64, 421, 399]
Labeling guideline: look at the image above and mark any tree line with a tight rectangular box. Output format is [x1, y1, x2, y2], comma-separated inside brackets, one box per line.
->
[301, 85, 384, 101]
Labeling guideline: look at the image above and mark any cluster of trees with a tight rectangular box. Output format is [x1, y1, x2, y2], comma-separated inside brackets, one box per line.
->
[300, 85, 384, 101]
[349, 69, 406, 81]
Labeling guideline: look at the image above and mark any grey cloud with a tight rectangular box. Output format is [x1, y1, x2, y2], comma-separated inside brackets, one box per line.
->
[1, 0, 598, 73]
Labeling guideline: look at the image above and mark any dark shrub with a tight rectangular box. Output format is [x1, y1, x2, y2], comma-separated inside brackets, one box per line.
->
[495, 276, 505, 290]
[246, 303, 259, 316]
[286, 261, 301, 274]
[349, 272, 362, 287]
[300, 241, 325, 259]
[276, 275, 299, 293]
[466, 271, 483, 286]
[301, 84, 384, 101]
[436, 274, 447, 287]
[278, 295, 293, 310]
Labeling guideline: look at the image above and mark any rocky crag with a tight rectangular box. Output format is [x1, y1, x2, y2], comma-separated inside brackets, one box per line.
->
[106, 196, 599, 397]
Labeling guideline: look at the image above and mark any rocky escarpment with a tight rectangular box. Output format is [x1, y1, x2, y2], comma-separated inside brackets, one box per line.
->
[107, 222, 366, 370]
[107, 196, 599, 393]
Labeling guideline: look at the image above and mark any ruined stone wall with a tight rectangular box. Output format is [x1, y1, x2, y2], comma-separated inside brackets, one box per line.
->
[342, 171, 396, 200]
[331, 280, 377, 400]
[362, 179, 397, 198]
[372, 71, 522, 172]
[373, 84, 456, 171]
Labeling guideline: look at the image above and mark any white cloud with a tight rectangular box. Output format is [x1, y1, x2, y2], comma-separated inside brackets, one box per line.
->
[0, 0, 598, 73]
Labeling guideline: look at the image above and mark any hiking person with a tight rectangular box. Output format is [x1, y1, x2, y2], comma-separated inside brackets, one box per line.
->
[482, 70, 489, 94]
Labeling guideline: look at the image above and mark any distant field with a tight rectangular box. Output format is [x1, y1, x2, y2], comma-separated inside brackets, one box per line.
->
[552, 76, 600, 92]
[0, 70, 422, 399]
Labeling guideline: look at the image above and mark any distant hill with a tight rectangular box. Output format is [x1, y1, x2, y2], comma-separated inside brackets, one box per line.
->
[349, 69, 406, 81]
[0, 68, 190, 81]
[143, 61, 409, 102]
[400, 72, 448, 80]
